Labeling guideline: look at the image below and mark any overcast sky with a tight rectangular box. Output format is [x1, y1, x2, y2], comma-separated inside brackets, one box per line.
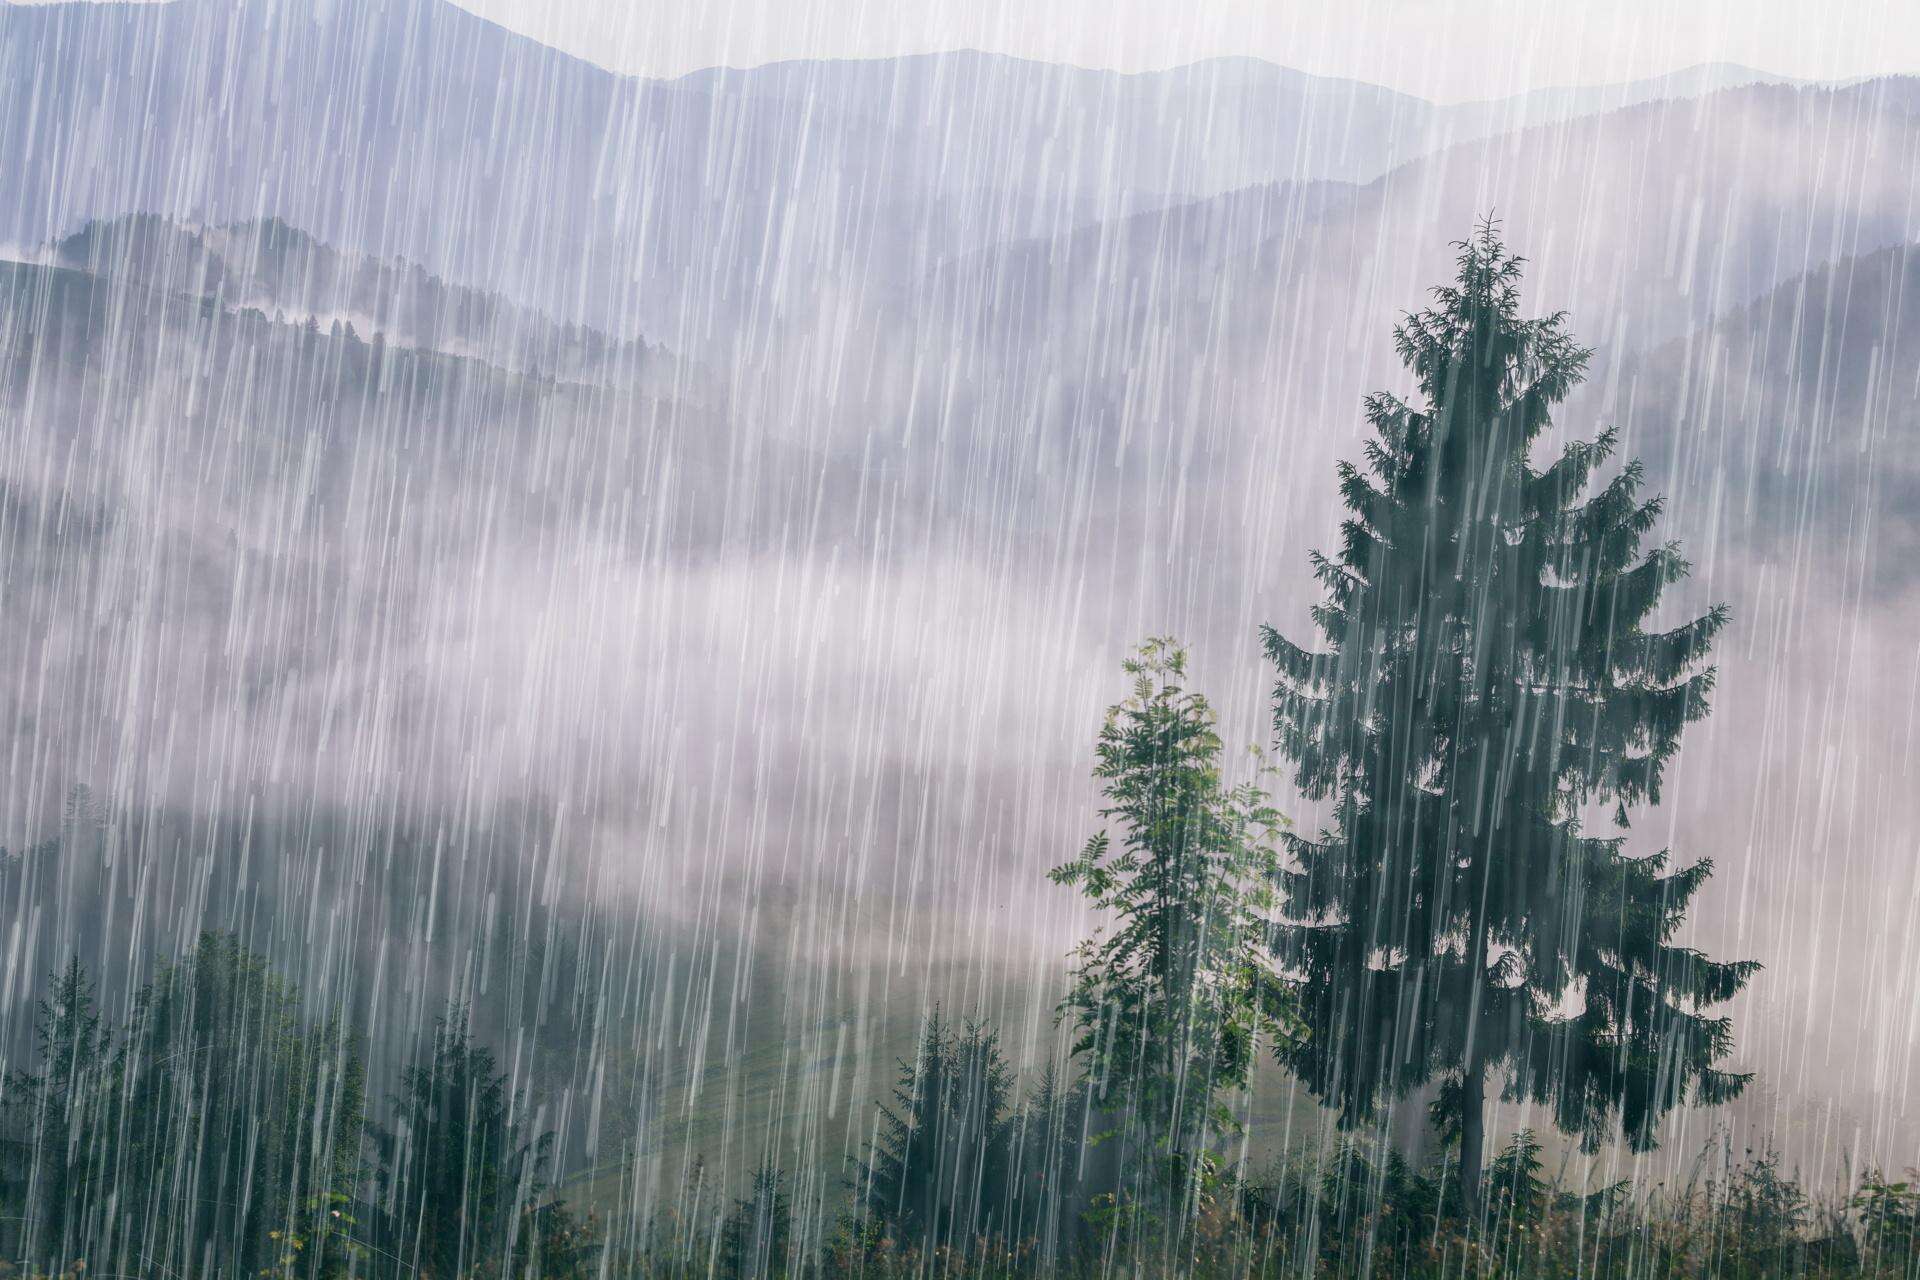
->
[447, 0, 1919, 100]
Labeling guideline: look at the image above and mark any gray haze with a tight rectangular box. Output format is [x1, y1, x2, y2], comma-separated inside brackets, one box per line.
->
[1, 0, 1917, 1209]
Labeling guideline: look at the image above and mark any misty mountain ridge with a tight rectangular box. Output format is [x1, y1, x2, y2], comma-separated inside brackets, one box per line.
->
[927, 72, 1920, 396]
[0, 0, 1853, 355]
[36, 213, 663, 387]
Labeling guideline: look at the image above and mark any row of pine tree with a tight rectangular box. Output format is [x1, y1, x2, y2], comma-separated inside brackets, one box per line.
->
[2, 940, 596, 1280]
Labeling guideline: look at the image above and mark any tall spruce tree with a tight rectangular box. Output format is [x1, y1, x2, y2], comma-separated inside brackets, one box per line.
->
[1262, 225, 1757, 1212]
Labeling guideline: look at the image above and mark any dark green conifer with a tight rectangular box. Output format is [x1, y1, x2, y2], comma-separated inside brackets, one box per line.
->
[377, 1008, 553, 1279]
[858, 1012, 1014, 1252]
[5, 958, 112, 1264]
[114, 933, 367, 1279]
[1263, 223, 1756, 1213]
[721, 1161, 793, 1280]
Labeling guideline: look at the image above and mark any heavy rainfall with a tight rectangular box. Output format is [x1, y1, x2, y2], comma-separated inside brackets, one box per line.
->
[0, 0, 1916, 1276]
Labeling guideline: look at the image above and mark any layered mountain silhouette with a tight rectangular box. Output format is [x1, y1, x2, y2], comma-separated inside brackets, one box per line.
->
[0, 0, 1845, 350]
[44, 213, 656, 383]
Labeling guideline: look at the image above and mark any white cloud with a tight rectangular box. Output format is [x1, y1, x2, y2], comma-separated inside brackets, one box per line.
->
[449, 0, 1920, 102]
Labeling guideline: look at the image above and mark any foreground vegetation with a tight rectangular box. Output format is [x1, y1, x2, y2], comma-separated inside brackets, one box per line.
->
[640, 1135, 1920, 1279]
[5, 942, 1915, 1280]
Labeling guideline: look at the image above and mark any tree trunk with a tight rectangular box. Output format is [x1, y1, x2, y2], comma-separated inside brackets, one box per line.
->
[1460, 1054, 1486, 1221]
[1460, 851, 1493, 1222]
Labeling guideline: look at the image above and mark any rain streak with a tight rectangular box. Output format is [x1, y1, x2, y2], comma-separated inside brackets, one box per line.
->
[0, 2, 1916, 1277]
